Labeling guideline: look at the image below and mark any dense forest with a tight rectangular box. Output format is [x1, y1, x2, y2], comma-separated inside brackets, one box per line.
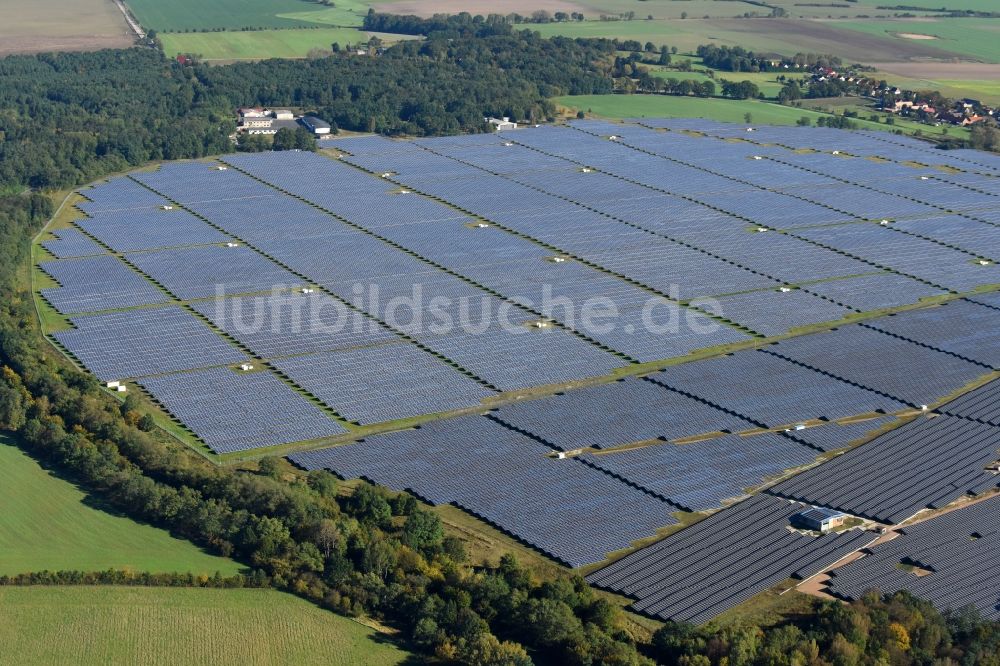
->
[1, 18, 1000, 665]
[0, 25, 612, 192]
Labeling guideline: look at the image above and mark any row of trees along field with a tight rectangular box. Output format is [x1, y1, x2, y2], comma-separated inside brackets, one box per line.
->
[0, 16, 999, 665]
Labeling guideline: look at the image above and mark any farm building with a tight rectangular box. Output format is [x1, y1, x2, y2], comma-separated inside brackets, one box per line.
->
[299, 116, 331, 135]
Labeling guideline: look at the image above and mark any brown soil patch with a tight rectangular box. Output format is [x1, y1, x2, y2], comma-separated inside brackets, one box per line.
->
[373, 0, 589, 17]
[0, 34, 133, 56]
[707, 18, 967, 62]
[0, 0, 133, 55]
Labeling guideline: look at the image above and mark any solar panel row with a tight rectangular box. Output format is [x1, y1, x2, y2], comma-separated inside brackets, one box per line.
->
[767, 415, 1000, 523]
[138, 366, 346, 454]
[587, 494, 877, 624]
[826, 495, 1000, 620]
[290, 416, 678, 567]
[41, 228, 105, 259]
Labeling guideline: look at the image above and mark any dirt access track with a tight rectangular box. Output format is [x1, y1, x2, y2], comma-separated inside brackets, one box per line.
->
[0, 0, 133, 56]
[706, 18, 966, 62]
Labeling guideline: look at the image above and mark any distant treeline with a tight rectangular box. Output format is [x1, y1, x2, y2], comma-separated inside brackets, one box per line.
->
[697, 44, 841, 72]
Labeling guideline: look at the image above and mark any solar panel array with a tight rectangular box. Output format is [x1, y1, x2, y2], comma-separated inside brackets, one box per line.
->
[127, 245, 302, 300]
[50, 121, 999, 481]
[189, 292, 398, 358]
[650, 349, 907, 430]
[76, 207, 229, 252]
[42, 229, 105, 259]
[801, 273, 945, 311]
[222, 150, 756, 362]
[768, 415, 1000, 523]
[272, 345, 495, 424]
[40, 255, 171, 314]
[825, 496, 1000, 620]
[587, 494, 877, 623]
[783, 415, 898, 452]
[764, 324, 989, 407]
[490, 377, 756, 450]
[290, 416, 678, 567]
[862, 299, 1000, 370]
[77, 177, 169, 213]
[138, 366, 346, 453]
[940, 378, 1000, 425]
[579, 433, 818, 512]
[53, 305, 247, 381]
[709, 289, 854, 336]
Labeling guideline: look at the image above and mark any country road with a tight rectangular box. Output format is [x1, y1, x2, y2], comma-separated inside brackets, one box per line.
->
[111, 0, 144, 39]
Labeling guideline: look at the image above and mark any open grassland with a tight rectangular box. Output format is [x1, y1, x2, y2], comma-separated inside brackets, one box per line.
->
[0, 587, 411, 666]
[0, 0, 132, 55]
[555, 94, 968, 140]
[0, 435, 240, 576]
[832, 18, 1000, 63]
[160, 28, 379, 60]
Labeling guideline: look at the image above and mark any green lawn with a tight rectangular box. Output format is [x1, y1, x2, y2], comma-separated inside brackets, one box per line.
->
[556, 94, 969, 141]
[160, 28, 377, 60]
[833, 18, 1000, 64]
[0, 586, 411, 665]
[0, 435, 240, 575]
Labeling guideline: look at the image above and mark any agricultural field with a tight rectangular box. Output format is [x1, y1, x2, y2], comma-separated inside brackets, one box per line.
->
[0, 435, 240, 576]
[530, 17, 973, 62]
[554, 94, 969, 140]
[159, 28, 390, 61]
[0, 586, 411, 666]
[125, 0, 339, 31]
[832, 17, 1000, 64]
[125, 0, 407, 31]
[0, 0, 133, 55]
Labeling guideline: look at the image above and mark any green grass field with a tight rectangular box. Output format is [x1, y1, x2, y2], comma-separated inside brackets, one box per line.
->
[126, 0, 321, 31]
[833, 18, 1000, 64]
[126, 0, 407, 31]
[276, 0, 378, 28]
[556, 94, 968, 141]
[0, 435, 240, 575]
[0, 586, 411, 665]
[871, 71, 1000, 105]
[160, 28, 377, 60]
